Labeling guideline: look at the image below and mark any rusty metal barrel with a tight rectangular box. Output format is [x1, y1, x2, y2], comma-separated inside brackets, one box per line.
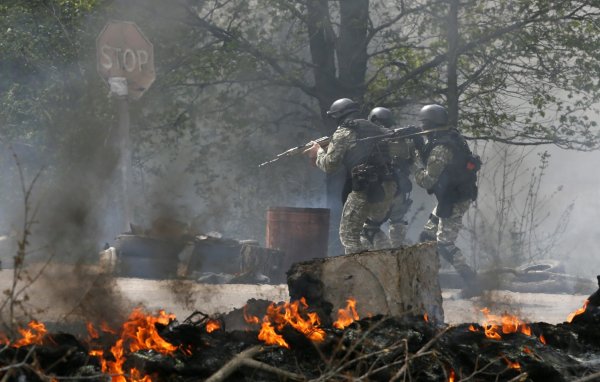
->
[266, 207, 330, 282]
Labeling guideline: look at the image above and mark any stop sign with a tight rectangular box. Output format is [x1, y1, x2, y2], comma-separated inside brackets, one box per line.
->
[96, 21, 155, 100]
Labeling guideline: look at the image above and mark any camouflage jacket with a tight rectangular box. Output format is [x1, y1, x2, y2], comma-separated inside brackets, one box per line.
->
[415, 145, 453, 190]
[316, 119, 389, 173]
[316, 126, 356, 173]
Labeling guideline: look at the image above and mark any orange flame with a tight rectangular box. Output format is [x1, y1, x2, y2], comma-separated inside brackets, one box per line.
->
[87, 322, 100, 339]
[448, 368, 455, 382]
[540, 334, 547, 344]
[101, 321, 118, 335]
[480, 308, 533, 340]
[90, 308, 178, 381]
[423, 313, 429, 322]
[122, 309, 177, 354]
[130, 368, 152, 382]
[258, 319, 289, 349]
[246, 298, 327, 348]
[13, 320, 47, 347]
[468, 324, 478, 332]
[567, 300, 589, 323]
[333, 298, 359, 329]
[265, 298, 326, 342]
[502, 355, 521, 370]
[523, 346, 532, 354]
[0, 332, 9, 345]
[243, 305, 260, 325]
[206, 320, 221, 333]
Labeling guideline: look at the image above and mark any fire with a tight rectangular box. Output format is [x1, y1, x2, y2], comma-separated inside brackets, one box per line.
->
[101, 321, 118, 335]
[333, 298, 359, 329]
[540, 334, 547, 344]
[567, 300, 589, 323]
[423, 313, 429, 322]
[121, 309, 177, 354]
[468, 324, 478, 332]
[90, 308, 178, 382]
[523, 346, 532, 354]
[265, 298, 326, 342]
[480, 308, 533, 340]
[13, 320, 47, 347]
[448, 368, 455, 382]
[244, 298, 326, 348]
[243, 305, 260, 324]
[502, 355, 521, 370]
[206, 319, 221, 333]
[130, 368, 152, 382]
[87, 322, 100, 339]
[258, 319, 289, 349]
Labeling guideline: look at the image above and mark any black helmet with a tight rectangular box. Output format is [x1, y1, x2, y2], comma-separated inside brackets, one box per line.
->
[368, 107, 395, 128]
[418, 104, 448, 127]
[326, 98, 360, 119]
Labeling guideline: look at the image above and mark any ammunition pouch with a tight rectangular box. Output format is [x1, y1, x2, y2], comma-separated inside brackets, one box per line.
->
[351, 164, 392, 203]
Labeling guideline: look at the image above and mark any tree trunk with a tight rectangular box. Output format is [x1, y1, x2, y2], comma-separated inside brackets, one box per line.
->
[305, 0, 372, 255]
[447, 0, 459, 128]
[338, 0, 369, 101]
[306, 0, 339, 121]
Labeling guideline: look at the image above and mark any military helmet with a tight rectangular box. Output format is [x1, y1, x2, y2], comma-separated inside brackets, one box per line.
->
[368, 107, 395, 128]
[418, 104, 448, 126]
[326, 98, 360, 119]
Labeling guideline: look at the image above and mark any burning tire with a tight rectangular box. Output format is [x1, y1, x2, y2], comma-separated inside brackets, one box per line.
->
[516, 259, 566, 275]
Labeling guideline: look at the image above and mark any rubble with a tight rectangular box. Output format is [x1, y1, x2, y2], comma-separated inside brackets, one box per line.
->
[110, 219, 283, 284]
[2, 292, 600, 381]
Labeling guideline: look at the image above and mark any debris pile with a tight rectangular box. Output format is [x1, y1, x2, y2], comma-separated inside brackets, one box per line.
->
[106, 218, 284, 284]
[2, 289, 600, 381]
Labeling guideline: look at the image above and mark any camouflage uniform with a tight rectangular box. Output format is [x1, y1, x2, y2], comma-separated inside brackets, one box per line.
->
[415, 141, 477, 283]
[316, 121, 397, 254]
[360, 136, 417, 249]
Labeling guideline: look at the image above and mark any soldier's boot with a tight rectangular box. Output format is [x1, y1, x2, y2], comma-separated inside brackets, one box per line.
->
[389, 219, 408, 247]
[438, 243, 482, 298]
[419, 214, 439, 243]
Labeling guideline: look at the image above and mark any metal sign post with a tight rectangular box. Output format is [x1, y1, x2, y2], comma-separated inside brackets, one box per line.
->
[96, 21, 155, 233]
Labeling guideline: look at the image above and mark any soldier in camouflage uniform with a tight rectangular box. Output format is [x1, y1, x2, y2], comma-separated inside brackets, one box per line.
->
[304, 99, 397, 254]
[414, 104, 481, 294]
[360, 107, 424, 249]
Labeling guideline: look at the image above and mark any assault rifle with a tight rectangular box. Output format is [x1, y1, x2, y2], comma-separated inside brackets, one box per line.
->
[354, 126, 449, 144]
[258, 136, 330, 167]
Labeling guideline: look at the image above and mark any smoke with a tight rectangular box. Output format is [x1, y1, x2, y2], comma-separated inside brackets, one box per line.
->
[36, 263, 131, 327]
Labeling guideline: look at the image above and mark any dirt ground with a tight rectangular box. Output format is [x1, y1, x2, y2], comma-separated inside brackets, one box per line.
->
[0, 269, 589, 325]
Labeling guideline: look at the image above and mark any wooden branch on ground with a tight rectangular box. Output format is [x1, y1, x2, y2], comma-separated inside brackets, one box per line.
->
[389, 325, 454, 382]
[205, 345, 305, 382]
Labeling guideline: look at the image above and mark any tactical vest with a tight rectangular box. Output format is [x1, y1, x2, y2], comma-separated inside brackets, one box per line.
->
[341, 119, 391, 170]
[340, 119, 394, 203]
[388, 134, 419, 194]
[422, 130, 480, 215]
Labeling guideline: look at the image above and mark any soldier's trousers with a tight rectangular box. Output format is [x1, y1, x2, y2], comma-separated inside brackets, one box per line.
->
[419, 200, 476, 283]
[360, 191, 411, 250]
[341, 181, 397, 254]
